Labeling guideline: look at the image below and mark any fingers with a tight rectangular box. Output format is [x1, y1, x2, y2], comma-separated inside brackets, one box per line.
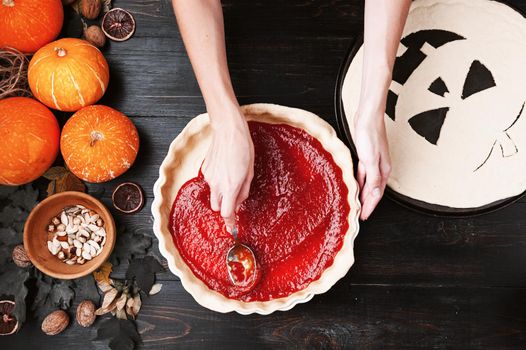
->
[236, 168, 253, 210]
[360, 163, 383, 221]
[357, 161, 366, 190]
[210, 187, 221, 212]
[220, 191, 237, 229]
[359, 153, 391, 221]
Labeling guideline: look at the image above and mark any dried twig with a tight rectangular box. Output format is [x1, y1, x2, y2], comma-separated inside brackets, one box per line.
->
[0, 47, 32, 99]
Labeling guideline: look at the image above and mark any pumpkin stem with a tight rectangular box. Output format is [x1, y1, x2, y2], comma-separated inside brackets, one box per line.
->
[90, 131, 103, 147]
[2, 0, 15, 7]
[54, 47, 67, 57]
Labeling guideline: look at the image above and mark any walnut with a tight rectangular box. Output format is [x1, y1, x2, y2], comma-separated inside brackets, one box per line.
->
[12, 245, 31, 268]
[41, 310, 69, 335]
[84, 25, 106, 48]
[81, 0, 101, 20]
[76, 300, 96, 328]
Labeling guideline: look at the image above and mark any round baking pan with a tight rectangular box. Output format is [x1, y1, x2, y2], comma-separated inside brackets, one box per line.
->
[334, 35, 526, 217]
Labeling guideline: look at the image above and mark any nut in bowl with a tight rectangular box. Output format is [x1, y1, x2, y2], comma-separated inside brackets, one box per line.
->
[24, 192, 116, 279]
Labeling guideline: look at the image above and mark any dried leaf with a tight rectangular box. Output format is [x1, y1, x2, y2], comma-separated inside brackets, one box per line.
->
[102, 0, 112, 13]
[98, 280, 114, 293]
[46, 180, 56, 197]
[99, 288, 119, 310]
[125, 257, 164, 295]
[56, 172, 85, 193]
[110, 226, 152, 266]
[115, 293, 127, 311]
[74, 274, 101, 303]
[93, 261, 113, 286]
[42, 166, 68, 180]
[115, 308, 128, 320]
[131, 294, 141, 316]
[124, 295, 138, 319]
[148, 283, 162, 296]
[0, 265, 30, 327]
[45, 167, 85, 197]
[0, 186, 38, 329]
[31, 271, 76, 319]
[95, 318, 141, 350]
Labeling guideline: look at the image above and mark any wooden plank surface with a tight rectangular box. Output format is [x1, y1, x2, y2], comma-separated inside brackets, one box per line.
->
[3, 0, 526, 349]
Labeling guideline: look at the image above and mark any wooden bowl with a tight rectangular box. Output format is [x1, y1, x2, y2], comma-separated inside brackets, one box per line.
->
[23, 191, 116, 279]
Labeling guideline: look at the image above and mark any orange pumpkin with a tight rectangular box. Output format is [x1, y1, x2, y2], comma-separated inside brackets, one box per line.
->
[0, 0, 63, 54]
[61, 105, 139, 183]
[0, 97, 60, 185]
[28, 38, 110, 112]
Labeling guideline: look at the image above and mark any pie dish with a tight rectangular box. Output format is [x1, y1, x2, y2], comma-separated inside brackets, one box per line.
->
[340, 0, 526, 211]
[152, 104, 360, 314]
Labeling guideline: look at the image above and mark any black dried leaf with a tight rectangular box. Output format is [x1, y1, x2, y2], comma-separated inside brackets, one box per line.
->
[0, 185, 17, 199]
[110, 225, 152, 266]
[95, 318, 141, 350]
[74, 274, 101, 303]
[0, 184, 37, 232]
[125, 256, 163, 294]
[61, 6, 84, 38]
[0, 205, 25, 229]
[31, 273, 53, 313]
[31, 271, 76, 318]
[49, 280, 76, 309]
[0, 265, 30, 326]
[0, 227, 21, 248]
[0, 185, 37, 329]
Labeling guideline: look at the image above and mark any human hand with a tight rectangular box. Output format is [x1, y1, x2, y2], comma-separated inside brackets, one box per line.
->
[353, 109, 391, 220]
[202, 107, 254, 229]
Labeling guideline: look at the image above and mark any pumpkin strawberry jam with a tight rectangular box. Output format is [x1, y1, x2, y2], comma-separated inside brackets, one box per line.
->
[170, 121, 350, 301]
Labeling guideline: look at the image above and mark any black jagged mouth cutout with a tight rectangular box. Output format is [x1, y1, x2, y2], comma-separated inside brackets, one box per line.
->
[408, 107, 449, 145]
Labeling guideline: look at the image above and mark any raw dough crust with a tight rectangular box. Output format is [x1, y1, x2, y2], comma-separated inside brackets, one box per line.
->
[342, 0, 526, 209]
[152, 104, 360, 314]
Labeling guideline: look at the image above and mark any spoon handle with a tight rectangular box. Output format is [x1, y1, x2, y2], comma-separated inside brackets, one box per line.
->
[231, 225, 238, 241]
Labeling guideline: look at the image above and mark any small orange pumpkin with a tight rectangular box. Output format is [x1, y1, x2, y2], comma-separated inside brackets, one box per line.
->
[0, 0, 63, 54]
[28, 38, 110, 112]
[61, 105, 140, 183]
[0, 97, 60, 185]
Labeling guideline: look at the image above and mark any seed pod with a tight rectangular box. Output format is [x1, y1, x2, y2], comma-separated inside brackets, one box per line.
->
[81, 0, 102, 20]
[41, 310, 69, 335]
[76, 300, 96, 328]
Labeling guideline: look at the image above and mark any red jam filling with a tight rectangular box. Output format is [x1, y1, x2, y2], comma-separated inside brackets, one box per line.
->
[169, 121, 350, 302]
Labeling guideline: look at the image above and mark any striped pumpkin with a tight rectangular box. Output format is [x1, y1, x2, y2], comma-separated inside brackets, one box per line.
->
[0, 0, 63, 54]
[61, 105, 140, 183]
[28, 38, 110, 112]
[0, 97, 60, 185]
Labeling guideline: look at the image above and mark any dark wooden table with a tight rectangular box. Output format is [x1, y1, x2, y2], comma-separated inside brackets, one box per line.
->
[3, 0, 526, 348]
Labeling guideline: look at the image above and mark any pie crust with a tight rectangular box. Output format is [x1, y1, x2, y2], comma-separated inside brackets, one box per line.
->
[342, 0, 526, 209]
[152, 104, 360, 314]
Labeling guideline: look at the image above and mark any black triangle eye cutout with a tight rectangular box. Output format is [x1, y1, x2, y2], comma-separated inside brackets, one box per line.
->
[461, 60, 496, 99]
[408, 107, 449, 145]
[428, 77, 449, 97]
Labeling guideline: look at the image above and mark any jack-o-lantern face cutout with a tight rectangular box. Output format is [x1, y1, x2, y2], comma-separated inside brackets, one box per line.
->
[387, 29, 524, 172]
[342, 0, 526, 209]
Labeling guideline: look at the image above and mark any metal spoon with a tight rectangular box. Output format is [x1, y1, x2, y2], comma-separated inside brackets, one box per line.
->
[226, 225, 257, 287]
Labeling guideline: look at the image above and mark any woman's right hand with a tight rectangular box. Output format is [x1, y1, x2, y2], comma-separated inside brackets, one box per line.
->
[202, 106, 254, 230]
[354, 107, 391, 221]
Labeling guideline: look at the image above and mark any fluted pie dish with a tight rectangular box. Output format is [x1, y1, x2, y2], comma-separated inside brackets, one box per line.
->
[152, 104, 360, 314]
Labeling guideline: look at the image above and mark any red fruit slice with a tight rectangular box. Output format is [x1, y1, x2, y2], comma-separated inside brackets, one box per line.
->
[112, 182, 144, 214]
